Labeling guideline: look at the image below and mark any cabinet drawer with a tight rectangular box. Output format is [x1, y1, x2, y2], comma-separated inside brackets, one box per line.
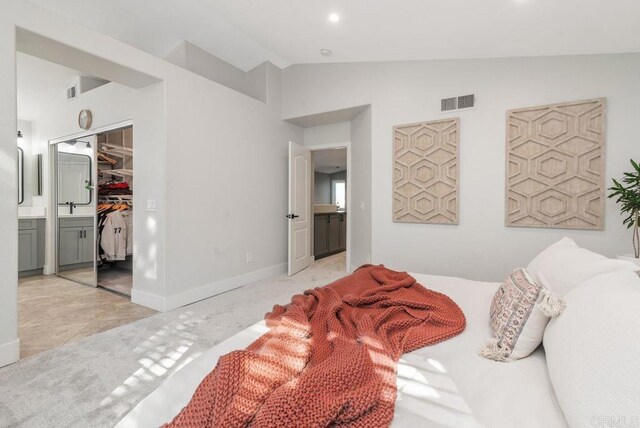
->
[59, 217, 94, 228]
[18, 219, 37, 230]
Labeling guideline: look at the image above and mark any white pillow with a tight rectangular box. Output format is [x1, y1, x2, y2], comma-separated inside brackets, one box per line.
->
[543, 270, 640, 427]
[527, 237, 637, 296]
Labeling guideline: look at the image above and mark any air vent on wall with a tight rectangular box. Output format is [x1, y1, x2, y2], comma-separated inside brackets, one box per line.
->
[66, 84, 77, 101]
[441, 97, 457, 112]
[441, 94, 476, 112]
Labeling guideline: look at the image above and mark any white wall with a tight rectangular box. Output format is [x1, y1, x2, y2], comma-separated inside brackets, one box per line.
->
[314, 172, 331, 204]
[282, 55, 640, 281]
[350, 107, 373, 269]
[303, 121, 350, 146]
[162, 65, 302, 308]
[0, 9, 19, 367]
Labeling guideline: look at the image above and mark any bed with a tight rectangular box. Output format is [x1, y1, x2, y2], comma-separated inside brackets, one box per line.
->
[117, 273, 567, 428]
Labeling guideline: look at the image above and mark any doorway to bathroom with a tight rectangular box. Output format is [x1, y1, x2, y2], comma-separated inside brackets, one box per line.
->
[15, 48, 155, 358]
[287, 141, 351, 276]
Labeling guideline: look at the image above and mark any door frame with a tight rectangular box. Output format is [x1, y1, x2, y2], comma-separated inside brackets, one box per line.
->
[307, 142, 351, 273]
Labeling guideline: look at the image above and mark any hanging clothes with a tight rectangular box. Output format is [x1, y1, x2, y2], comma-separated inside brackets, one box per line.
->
[100, 210, 128, 261]
[121, 210, 133, 255]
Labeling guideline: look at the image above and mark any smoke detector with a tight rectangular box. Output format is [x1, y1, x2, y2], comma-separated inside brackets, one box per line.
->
[320, 49, 332, 57]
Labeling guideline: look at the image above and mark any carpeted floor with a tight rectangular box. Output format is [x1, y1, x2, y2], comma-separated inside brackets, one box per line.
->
[0, 253, 346, 428]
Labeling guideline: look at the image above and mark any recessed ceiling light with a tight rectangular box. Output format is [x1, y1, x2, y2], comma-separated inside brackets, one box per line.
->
[328, 13, 340, 23]
[320, 49, 332, 57]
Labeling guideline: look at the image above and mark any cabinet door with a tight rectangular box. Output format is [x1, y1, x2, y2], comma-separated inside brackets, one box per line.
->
[18, 229, 38, 271]
[81, 226, 95, 263]
[328, 214, 341, 252]
[59, 227, 83, 266]
[314, 216, 329, 257]
[339, 214, 347, 250]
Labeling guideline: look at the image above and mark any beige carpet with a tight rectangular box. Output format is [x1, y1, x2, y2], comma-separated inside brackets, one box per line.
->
[0, 253, 346, 427]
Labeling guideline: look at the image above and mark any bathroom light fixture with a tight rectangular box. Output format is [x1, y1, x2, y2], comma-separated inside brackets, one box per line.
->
[320, 49, 332, 57]
[17, 131, 23, 138]
[328, 13, 340, 23]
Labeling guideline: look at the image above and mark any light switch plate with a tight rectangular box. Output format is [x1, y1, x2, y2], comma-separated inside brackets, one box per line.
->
[146, 199, 157, 212]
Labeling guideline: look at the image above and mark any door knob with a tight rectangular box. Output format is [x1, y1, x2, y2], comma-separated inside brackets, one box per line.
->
[286, 214, 300, 219]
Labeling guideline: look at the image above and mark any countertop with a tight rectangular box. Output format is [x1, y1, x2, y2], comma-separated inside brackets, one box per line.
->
[314, 211, 347, 215]
[18, 207, 46, 219]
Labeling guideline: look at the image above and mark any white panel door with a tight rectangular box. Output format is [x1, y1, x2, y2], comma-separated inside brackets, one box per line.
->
[288, 141, 311, 276]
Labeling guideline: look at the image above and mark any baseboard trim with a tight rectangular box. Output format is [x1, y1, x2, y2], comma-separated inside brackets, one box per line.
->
[0, 339, 20, 368]
[131, 289, 167, 312]
[164, 263, 287, 311]
[131, 263, 288, 312]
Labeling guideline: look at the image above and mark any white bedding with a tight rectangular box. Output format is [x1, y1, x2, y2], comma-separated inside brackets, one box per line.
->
[117, 273, 567, 428]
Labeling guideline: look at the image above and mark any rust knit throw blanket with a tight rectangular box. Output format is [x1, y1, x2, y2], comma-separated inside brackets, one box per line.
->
[166, 265, 466, 427]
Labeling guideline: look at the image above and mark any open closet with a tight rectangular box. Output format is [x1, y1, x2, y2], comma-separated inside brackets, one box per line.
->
[96, 126, 133, 296]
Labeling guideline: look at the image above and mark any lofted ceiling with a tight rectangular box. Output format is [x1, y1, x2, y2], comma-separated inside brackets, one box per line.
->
[28, 0, 640, 71]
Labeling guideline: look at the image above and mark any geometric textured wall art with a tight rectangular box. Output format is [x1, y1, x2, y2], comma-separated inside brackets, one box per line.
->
[506, 98, 605, 230]
[393, 118, 459, 224]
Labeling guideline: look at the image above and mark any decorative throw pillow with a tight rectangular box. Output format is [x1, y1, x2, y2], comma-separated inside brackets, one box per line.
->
[480, 268, 565, 362]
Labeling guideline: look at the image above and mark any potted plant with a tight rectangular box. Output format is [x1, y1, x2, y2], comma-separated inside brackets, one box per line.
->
[608, 159, 640, 265]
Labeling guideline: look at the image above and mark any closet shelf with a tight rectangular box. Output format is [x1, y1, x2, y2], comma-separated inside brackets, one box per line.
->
[98, 153, 118, 165]
[101, 169, 133, 178]
[100, 195, 132, 201]
[100, 143, 133, 157]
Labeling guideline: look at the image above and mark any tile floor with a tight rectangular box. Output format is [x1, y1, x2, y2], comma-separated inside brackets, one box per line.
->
[18, 274, 157, 357]
[97, 267, 133, 296]
[2, 252, 347, 427]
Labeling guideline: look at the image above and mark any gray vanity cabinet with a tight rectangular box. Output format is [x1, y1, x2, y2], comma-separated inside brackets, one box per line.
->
[18, 219, 45, 276]
[314, 215, 329, 256]
[339, 214, 347, 249]
[328, 214, 341, 253]
[314, 213, 347, 259]
[18, 229, 38, 271]
[59, 217, 94, 267]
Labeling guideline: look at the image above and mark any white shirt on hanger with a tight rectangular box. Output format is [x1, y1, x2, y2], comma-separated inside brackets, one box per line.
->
[101, 210, 127, 261]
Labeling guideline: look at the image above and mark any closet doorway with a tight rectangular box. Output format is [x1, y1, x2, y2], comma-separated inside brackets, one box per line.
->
[96, 126, 134, 297]
[53, 125, 134, 297]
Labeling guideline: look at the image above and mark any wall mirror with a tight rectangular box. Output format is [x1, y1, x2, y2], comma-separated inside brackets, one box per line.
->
[17, 147, 24, 205]
[58, 151, 92, 205]
[55, 139, 96, 288]
[36, 154, 43, 196]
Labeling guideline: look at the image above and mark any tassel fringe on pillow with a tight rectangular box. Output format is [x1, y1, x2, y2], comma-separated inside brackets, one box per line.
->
[538, 289, 566, 317]
[479, 338, 511, 362]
